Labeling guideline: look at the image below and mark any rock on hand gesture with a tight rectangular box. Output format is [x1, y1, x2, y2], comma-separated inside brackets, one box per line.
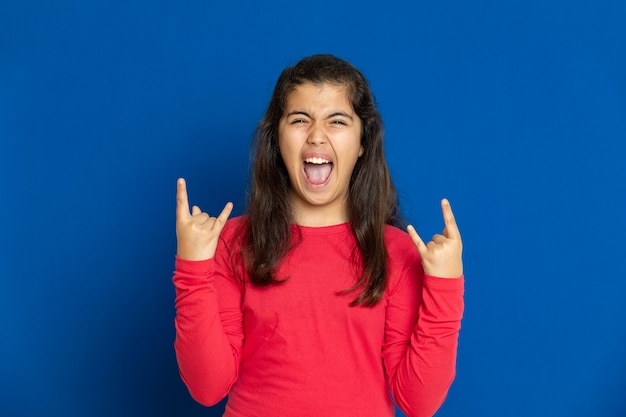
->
[175, 178, 233, 261]
[407, 199, 463, 278]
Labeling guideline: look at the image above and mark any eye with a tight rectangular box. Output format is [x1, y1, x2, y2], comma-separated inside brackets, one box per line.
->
[331, 119, 347, 126]
[290, 118, 307, 124]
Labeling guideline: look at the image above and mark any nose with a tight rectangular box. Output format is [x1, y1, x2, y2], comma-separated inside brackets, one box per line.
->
[307, 122, 327, 145]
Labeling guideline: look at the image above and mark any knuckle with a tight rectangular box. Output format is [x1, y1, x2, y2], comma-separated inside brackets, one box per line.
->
[191, 222, 207, 234]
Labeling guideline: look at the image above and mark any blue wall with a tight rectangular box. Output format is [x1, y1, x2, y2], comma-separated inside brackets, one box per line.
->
[1, 1, 625, 416]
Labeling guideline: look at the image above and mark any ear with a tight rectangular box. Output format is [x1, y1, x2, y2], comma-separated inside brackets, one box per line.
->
[358, 145, 364, 157]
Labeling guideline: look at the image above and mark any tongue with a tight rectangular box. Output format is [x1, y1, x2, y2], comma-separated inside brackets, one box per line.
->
[304, 163, 332, 185]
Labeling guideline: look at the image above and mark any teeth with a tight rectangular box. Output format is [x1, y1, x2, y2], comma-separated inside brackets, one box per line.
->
[304, 157, 331, 164]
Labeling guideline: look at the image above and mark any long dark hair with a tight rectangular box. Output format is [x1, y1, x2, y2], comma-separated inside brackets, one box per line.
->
[242, 54, 403, 306]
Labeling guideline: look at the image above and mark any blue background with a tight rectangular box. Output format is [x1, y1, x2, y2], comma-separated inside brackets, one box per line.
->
[1, 1, 625, 416]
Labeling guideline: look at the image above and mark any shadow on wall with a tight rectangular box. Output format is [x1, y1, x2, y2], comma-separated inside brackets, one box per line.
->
[84, 127, 246, 416]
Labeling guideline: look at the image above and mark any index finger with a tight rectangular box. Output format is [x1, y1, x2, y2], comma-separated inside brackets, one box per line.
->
[441, 198, 461, 239]
[176, 178, 191, 219]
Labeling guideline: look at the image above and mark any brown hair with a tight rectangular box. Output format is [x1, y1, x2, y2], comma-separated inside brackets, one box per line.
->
[242, 54, 403, 306]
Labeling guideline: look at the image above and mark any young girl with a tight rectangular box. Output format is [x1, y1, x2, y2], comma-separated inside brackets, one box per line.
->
[173, 54, 464, 417]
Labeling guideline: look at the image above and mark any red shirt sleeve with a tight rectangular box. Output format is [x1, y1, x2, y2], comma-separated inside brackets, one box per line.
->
[383, 239, 465, 417]
[172, 231, 245, 405]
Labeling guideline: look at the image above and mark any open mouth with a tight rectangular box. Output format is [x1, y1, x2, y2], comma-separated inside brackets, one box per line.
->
[303, 157, 333, 186]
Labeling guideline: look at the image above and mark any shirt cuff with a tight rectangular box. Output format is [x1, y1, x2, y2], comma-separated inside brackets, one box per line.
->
[175, 255, 214, 276]
[423, 274, 464, 291]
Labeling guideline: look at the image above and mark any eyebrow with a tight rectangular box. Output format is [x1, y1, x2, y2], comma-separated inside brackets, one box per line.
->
[286, 111, 354, 120]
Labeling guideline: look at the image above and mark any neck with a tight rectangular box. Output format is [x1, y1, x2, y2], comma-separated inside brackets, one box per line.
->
[289, 196, 349, 227]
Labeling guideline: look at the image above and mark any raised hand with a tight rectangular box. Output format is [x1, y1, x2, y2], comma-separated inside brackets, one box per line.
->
[176, 178, 233, 261]
[407, 199, 463, 278]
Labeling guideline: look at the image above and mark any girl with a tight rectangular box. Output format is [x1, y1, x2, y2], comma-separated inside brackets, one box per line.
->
[173, 54, 464, 417]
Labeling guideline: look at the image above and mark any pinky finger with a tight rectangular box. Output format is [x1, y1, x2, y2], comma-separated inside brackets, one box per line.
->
[407, 225, 427, 255]
[215, 202, 234, 228]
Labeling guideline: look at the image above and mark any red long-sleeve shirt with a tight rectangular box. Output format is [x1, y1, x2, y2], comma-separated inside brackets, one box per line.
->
[173, 217, 464, 417]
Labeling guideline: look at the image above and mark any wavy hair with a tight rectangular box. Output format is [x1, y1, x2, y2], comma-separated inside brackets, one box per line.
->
[242, 54, 403, 306]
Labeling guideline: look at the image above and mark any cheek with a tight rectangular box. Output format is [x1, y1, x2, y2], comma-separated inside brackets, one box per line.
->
[278, 141, 294, 163]
[278, 142, 300, 175]
[277, 135, 290, 163]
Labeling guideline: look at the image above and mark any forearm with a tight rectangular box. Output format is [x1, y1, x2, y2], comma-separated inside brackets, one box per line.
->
[173, 257, 239, 406]
[391, 275, 464, 417]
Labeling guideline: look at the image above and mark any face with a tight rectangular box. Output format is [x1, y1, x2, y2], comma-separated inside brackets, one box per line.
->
[278, 82, 363, 226]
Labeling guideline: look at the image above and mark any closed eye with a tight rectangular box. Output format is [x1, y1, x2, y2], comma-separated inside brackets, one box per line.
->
[327, 112, 353, 125]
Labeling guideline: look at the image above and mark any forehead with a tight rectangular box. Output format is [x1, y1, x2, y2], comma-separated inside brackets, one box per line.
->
[284, 82, 353, 111]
